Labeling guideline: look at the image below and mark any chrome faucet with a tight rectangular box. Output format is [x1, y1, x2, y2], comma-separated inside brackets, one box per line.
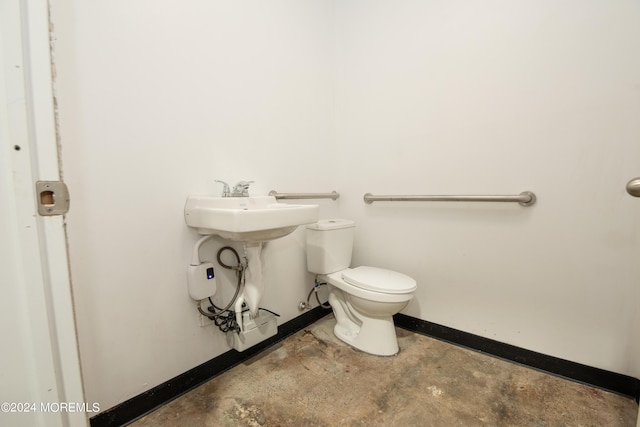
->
[231, 181, 254, 197]
[215, 180, 254, 197]
[215, 180, 230, 197]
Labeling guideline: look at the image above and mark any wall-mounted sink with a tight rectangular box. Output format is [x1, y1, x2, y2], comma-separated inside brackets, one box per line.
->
[184, 195, 319, 241]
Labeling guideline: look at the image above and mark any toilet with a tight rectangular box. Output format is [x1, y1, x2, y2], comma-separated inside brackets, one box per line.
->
[306, 219, 416, 356]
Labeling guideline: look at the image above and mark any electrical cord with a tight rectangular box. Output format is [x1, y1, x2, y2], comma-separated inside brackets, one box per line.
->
[258, 308, 281, 318]
[204, 304, 280, 334]
[210, 306, 240, 333]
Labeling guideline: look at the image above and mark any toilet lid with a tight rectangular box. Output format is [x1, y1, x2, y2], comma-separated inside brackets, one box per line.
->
[342, 266, 417, 294]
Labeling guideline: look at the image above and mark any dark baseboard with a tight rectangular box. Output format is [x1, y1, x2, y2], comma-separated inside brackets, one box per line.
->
[394, 313, 640, 402]
[90, 306, 331, 427]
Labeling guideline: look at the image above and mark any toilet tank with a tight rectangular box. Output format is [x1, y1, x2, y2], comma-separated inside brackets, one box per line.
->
[306, 219, 355, 274]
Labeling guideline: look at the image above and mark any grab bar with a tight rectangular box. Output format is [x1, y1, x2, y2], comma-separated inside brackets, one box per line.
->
[363, 191, 536, 207]
[269, 190, 340, 201]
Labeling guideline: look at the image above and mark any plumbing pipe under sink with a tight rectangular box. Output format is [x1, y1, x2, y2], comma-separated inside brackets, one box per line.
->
[234, 242, 265, 331]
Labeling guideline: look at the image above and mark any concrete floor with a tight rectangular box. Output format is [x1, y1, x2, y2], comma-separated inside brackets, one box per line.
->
[131, 315, 638, 426]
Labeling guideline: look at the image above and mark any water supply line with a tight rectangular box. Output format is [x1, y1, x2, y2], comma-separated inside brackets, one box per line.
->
[299, 276, 332, 311]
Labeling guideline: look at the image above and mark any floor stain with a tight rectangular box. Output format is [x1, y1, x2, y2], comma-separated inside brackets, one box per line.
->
[131, 316, 638, 427]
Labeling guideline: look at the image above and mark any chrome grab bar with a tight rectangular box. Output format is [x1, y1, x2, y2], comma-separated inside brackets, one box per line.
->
[269, 190, 340, 201]
[363, 191, 536, 207]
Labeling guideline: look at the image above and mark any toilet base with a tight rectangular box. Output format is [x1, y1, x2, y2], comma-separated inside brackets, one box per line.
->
[328, 290, 401, 356]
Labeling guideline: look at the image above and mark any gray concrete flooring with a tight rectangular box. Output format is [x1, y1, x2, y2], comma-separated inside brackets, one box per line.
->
[131, 315, 638, 426]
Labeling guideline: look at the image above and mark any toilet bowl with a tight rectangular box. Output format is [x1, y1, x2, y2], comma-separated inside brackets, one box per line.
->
[306, 220, 417, 356]
[325, 266, 416, 356]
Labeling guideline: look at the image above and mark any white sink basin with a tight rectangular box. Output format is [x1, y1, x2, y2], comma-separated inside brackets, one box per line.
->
[184, 195, 319, 241]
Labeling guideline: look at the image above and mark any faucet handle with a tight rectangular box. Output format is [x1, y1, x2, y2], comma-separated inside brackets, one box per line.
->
[214, 180, 230, 197]
[233, 180, 254, 197]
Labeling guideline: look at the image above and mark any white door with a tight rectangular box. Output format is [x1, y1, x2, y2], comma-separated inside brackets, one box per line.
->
[0, 1, 86, 426]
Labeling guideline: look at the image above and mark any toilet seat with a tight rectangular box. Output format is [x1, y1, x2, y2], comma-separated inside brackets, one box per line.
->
[342, 266, 417, 294]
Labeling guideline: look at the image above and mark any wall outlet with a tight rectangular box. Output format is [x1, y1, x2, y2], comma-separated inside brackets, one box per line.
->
[199, 312, 214, 327]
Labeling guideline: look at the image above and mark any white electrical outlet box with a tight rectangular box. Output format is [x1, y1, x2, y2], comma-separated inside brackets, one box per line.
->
[227, 309, 278, 352]
[187, 262, 217, 300]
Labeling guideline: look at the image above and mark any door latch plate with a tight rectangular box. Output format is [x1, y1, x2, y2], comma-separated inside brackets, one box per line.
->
[36, 181, 70, 216]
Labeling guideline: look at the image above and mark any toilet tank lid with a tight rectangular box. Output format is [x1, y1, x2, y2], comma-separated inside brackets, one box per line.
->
[306, 219, 355, 230]
[342, 266, 417, 294]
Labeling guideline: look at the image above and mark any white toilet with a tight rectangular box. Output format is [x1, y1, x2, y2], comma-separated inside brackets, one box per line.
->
[306, 219, 417, 356]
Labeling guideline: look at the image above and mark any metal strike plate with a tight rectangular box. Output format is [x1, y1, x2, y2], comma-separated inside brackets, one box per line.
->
[36, 181, 70, 216]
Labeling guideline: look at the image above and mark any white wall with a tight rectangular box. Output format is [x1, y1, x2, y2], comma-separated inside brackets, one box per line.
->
[53, 0, 640, 413]
[53, 0, 338, 411]
[334, 0, 640, 376]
